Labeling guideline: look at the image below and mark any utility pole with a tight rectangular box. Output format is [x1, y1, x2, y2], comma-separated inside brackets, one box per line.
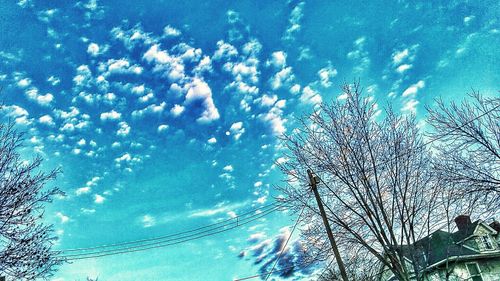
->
[307, 169, 349, 281]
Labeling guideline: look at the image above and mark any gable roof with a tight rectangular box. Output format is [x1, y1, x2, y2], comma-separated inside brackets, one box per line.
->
[398, 220, 499, 271]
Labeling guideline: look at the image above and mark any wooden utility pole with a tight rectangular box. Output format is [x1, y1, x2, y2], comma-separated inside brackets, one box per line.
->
[307, 169, 349, 281]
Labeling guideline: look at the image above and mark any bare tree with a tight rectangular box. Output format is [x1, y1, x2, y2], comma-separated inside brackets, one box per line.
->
[426, 92, 500, 203]
[317, 244, 385, 281]
[0, 122, 63, 279]
[277, 83, 455, 281]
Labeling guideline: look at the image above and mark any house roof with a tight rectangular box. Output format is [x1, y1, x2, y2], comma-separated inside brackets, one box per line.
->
[397, 220, 498, 270]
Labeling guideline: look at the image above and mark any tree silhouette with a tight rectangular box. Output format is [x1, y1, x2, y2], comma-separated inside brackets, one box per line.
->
[427, 91, 500, 204]
[0, 122, 63, 279]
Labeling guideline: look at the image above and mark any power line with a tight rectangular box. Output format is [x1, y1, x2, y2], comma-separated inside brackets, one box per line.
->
[61, 205, 278, 259]
[62, 205, 282, 260]
[59, 201, 282, 253]
[264, 203, 306, 281]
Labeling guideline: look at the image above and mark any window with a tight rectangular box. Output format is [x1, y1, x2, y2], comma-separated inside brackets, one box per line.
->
[480, 235, 494, 250]
[466, 263, 483, 281]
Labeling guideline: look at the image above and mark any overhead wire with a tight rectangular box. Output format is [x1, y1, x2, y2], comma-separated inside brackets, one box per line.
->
[60, 203, 285, 260]
[59, 201, 282, 253]
[64, 206, 279, 260]
[264, 203, 307, 281]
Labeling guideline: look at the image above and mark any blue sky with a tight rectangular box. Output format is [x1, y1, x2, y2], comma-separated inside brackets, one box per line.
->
[0, 0, 498, 280]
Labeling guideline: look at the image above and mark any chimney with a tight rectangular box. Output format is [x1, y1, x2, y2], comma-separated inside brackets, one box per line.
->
[490, 221, 500, 232]
[455, 215, 472, 232]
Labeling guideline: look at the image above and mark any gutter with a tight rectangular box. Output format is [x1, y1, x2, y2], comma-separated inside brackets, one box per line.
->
[423, 251, 500, 272]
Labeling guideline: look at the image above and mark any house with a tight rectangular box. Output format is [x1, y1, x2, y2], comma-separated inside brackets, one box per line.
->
[379, 215, 500, 281]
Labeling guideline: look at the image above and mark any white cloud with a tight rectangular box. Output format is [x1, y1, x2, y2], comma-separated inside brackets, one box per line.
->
[223, 165, 234, 172]
[47, 76, 61, 86]
[138, 93, 154, 103]
[56, 212, 69, 223]
[242, 39, 262, 57]
[184, 78, 220, 123]
[76, 186, 91, 196]
[60, 123, 75, 132]
[142, 215, 156, 228]
[318, 64, 337, 87]
[179, 43, 202, 62]
[283, 2, 305, 41]
[36, 93, 54, 106]
[163, 25, 181, 37]
[25, 88, 54, 106]
[259, 107, 286, 136]
[464, 15, 475, 26]
[115, 153, 132, 163]
[111, 25, 154, 50]
[402, 80, 425, 97]
[17, 77, 31, 88]
[117, 121, 131, 136]
[268, 51, 286, 68]
[391, 45, 418, 72]
[100, 110, 121, 121]
[103, 58, 143, 76]
[87, 42, 100, 56]
[131, 84, 145, 95]
[73, 65, 92, 87]
[229, 122, 245, 140]
[226, 81, 259, 97]
[392, 48, 409, 65]
[256, 196, 267, 204]
[208, 137, 217, 144]
[396, 64, 412, 73]
[212, 40, 238, 61]
[131, 102, 166, 118]
[157, 124, 169, 133]
[81, 208, 96, 214]
[1, 105, 30, 125]
[94, 194, 105, 204]
[300, 86, 322, 105]
[275, 99, 286, 108]
[347, 37, 370, 74]
[226, 59, 259, 85]
[270, 66, 294, 90]
[402, 99, 419, 113]
[142, 44, 188, 82]
[189, 201, 247, 218]
[193, 55, 212, 74]
[39, 114, 54, 126]
[260, 94, 278, 107]
[143, 44, 172, 64]
[290, 84, 301, 95]
[56, 106, 80, 119]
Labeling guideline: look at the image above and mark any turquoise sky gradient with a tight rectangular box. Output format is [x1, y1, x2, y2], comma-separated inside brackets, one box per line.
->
[0, 0, 498, 280]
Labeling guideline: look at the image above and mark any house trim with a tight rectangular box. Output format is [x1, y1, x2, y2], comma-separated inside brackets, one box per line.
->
[423, 251, 500, 272]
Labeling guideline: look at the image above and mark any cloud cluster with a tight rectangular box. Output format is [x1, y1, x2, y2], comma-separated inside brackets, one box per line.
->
[238, 228, 315, 279]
